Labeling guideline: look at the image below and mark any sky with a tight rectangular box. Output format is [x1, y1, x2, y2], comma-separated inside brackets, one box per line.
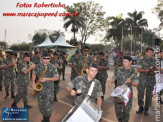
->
[0, 0, 161, 45]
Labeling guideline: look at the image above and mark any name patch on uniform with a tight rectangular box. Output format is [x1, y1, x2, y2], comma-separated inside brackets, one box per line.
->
[1, 108, 28, 121]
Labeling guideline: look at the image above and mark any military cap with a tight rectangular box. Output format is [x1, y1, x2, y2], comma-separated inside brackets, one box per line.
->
[23, 52, 30, 58]
[53, 52, 58, 56]
[75, 50, 79, 54]
[123, 56, 133, 61]
[84, 46, 90, 50]
[99, 51, 105, 56]
[89, 62, 98, 68]
[9, 51, 15, 55]
[57, 50, 61, 52]
[42, 52, 50, 57]
[35, 51, 40, 54]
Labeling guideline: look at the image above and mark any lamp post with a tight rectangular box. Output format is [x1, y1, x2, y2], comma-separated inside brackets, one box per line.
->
[121, 27, 123, 52]
[130, 25, 132, 55]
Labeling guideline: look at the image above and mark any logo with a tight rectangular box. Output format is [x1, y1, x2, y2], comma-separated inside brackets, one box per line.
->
[2, 108, 28, 121]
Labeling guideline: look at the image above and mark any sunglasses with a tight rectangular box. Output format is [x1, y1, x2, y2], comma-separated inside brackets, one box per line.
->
[43, 58, 50, 60]
[85, 50, 89, 52]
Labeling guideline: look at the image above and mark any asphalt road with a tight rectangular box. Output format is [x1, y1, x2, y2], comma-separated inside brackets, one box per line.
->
[0, 64, 162, 122]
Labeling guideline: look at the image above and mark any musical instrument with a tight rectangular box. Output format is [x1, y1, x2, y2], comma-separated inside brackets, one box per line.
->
[93, 58, 99, 65]
[32, 65, 47, 95]
[81, 54, 88, 75]
[114, 58, 120, 71]
[147, 66, 157, 75]
[62, 96, 102, 122]
[111, 73, 133, 105]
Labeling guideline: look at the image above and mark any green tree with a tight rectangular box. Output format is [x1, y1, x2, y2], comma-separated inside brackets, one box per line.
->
[10, 42, 30, 51]
[63, 7, 84, 44]
[64, 1, 106, 45]
[126, 10, 148, 55]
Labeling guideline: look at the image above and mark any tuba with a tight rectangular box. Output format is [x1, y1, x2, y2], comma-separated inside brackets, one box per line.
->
[32, 65, 47, 95]
[80, 54, 88, 75]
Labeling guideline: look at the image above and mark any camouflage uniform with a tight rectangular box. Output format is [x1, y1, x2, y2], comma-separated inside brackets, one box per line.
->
[3, 57, 15, 93]
[14, 59, 30, 103]
[113, 67, 139, 122]
[75, 54, 93, 74]
[33, 63, 58, 117]
[137, 56, 156, 110]
[68, 74, 103, 106]
[96, 58, 109, 95]
[30, 55, 41, 64]
[0, 57, 4, 91]
[50, 59, 61, 96]
[60, 55, 68, 80]
[69, 54, 78, 81]
[114, 57, 123, 88]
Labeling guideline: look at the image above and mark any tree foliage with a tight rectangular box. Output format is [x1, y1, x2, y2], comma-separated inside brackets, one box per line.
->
[64, 1, 106, 45]
[10, 42, 30, 51]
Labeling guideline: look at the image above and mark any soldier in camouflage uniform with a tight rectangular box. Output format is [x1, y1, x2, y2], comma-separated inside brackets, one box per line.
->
[74, 46, 93, 76]
[109, 56, 139, 122]
[61, 52, 68, 80]
[0, 50, 5, 91]
[32, 52, 59, 122]
[50, 52, 62, 101]
[96, 51, 109, 100]
[69, 50, 79, 81]
[65, 62, 103, 107]
[136, 48, 156, 115]
[114, 52, 123, 88]
[30, 51, 41, 64]
[3, 51, 16, 99]
[11, 52, 35, 108]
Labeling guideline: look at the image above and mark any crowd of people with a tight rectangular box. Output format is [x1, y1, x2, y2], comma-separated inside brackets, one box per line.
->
[0, 46, 163, 122]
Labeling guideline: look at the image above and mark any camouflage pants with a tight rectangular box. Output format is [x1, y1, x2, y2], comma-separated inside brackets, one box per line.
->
[138, 76, 155, 109]
[37, 87, 54, 117]
[0, 75, 3, 87]
[4, 77, 15, 92]
[61, 66, 65, 78]
[15, 81, 28, 103]
[114, 97, 132, 122]
[54, 80, 60, 94]
[98, 79, 107, 95]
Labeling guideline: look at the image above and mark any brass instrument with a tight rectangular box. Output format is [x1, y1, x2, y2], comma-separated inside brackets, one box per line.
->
[32, 65, 47, 95]
[115, 58, 120, 71]
[28, 61, 34, 66]
[147, 66, 157, 75]
[93, 58, 99, 65]
[80, 54, 88, 75]
[12, 58, 18, 73]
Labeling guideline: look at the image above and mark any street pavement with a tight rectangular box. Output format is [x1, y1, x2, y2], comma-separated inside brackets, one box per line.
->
[0, 63, 163, 122]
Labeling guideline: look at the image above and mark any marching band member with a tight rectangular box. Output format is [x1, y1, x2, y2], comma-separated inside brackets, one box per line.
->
[65, 62, 103, 108]
[109, 56, 139, 122]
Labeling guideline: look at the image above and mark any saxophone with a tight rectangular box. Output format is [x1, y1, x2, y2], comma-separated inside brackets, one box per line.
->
[32, 65, 47, 95]
[80, 54, 88, 75]
[115, 58, 120, 71]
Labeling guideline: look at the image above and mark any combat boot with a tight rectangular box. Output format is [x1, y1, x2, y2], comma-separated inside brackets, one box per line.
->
[11, 101, 17, 108]
[44, 116, 50, 122]
[0, 86, 2, 91]
[4, 92, 9, 99]
[11, 92, 15, 98]
[24, 102, 33, 108]
[118, 119, 122, 122]
[144, 108, 148, 115]
[63, 76, 65, 80]
[136, 106, 144, 114]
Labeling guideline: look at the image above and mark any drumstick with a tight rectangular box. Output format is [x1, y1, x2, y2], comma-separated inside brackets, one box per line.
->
[122, 73, 134, 87]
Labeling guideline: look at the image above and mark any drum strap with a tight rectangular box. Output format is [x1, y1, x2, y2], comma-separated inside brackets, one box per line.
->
[87, 81, 95, 96]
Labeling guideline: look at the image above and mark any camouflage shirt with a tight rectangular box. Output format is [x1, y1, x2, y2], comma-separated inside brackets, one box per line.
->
[68, 74, 103, 105]
[113, 67, 139, 90]
[3, 57, 15, 78]
[69, 54, 78, 80]
[75, 54, 93, 73]
[17, 59, 30, 83]
[137, 56, 156, 76]
[0, 57, 5, 77]
[50, 59, 62, 72]
[96, 58, 109, 80]
[33, 63, 59, 87]
[31, 56, 41, 64]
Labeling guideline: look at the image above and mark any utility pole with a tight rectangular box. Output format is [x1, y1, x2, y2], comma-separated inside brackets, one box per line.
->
[130, 25, 132, 55]
[4, 29, 7, 42]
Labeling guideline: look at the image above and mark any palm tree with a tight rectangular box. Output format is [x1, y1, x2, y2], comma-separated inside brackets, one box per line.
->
[50, 30, 65, 43]
[63, 13, 84, 45]
[158, 10, 163, 28]
[107, 16, 128, 51]
[126, 10, 148, 55]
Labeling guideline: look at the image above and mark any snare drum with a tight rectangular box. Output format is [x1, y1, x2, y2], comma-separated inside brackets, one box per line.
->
[111, 85, 131, 103]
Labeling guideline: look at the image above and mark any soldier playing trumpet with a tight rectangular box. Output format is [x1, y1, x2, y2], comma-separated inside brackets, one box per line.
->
[11, 52, 35, 108]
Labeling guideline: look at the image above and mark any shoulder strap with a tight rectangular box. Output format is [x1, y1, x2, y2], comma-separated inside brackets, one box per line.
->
[87, 81, 95, 96]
